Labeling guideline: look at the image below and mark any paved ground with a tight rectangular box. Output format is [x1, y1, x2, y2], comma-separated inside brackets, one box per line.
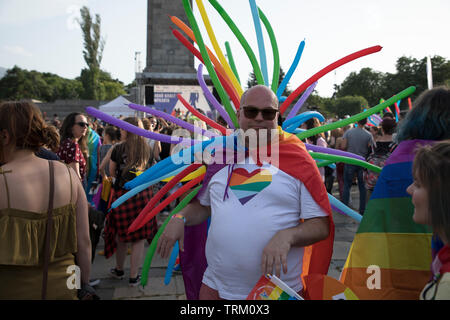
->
[91, 183, 362, 300]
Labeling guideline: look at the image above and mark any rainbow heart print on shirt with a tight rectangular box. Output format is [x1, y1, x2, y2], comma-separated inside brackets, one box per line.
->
[229, 168, 272, 205]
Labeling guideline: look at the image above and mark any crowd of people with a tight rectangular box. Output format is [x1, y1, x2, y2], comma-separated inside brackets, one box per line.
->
[0, 85, 449, 300]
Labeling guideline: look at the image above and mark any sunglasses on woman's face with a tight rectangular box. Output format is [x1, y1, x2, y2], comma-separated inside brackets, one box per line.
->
[76, 122, 89, 128]
[242, 106, 279, 121]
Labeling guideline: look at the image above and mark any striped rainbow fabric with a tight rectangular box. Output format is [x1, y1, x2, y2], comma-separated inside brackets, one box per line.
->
[340, 140, 434, 299]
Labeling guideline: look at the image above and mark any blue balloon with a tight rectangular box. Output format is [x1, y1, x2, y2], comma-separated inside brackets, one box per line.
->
[110, 164, 189, 209]
[277, 40, 305, 99]
[328, 193, 362, 222]
[164, 241, 179, 285]
[282, 111, 325, 132]
[249, 0, 269, 86]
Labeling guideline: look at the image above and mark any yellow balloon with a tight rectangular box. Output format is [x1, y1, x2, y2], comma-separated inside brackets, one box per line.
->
[195, 0, 243, 97]
[162, 165, 206, 182]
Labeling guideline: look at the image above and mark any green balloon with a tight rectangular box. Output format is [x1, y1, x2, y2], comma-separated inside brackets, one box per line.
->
[140, 185, 202, 287]
[296, 86, 416, 141]
[258, 7, 280, 94]
[316, 160, 335, 168]
[310, 152, 381, 173]
[208, 0, 264, 86]
[182, 0, 239, 129]
[225, 41, 241, 85]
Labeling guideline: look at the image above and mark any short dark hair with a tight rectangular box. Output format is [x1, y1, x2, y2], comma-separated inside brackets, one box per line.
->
[396, 86, 450, 142]
[358, 118, 367, 126]
[381, 118, 396, 135]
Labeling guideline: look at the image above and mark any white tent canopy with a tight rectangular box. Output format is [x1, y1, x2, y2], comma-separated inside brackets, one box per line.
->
[99, 95, 135, 117]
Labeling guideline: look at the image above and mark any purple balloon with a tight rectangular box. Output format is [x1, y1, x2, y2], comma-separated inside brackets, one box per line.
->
[285, 81, 318, 120]
[85, 107, 199, 145]
[128, 103, 219, 139]
[305, 143, 365, 161]
[197, 64, 235, 129]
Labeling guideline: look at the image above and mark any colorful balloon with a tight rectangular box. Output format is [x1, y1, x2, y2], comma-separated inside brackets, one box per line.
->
[182, 0, 239, 128]
[140, 185, 202, 287]
[208, 0, 264, 85]
[110, 164, 189, 210]
[177, 94, 228, 135]
[225, 41, 241, 85]
[258, 6, 280, 93]
[128, 163, 203, 233]
[194, 0, 243, 96]
[280, 45, 383, 115]
[296, 87, 416, 141]
[328, 194, 362, 223]
[277, 40, 305, 99]
[85, 106, 196, 145]
[170, 27, 241, 109]
[129, 174, 205, 235]
[197, 64, 235, 129]
[128, 103, 218, 139]
[285, 81, 318, 120]
[164, 241, 180, 285]
[282, 111, 325, 132]
[309, 152, 381, 173]
[249, 0, 269, 86]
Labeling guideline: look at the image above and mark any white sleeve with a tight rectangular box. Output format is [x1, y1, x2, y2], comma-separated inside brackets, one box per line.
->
[299, 182, 329, 220]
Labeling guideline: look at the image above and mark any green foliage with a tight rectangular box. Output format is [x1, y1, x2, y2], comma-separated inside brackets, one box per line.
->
[77, 6, 106, 100]
[335, 55, 450, 109]
[0, 66, 83, 101]
[327, 95, 368, 118]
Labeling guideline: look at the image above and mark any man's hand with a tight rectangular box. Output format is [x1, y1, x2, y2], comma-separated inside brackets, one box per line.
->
[156, 217, 185, 259]
[261, 229, 292, 278]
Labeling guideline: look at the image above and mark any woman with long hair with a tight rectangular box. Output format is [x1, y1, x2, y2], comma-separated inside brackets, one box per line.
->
[103, 117, 158, 286]
[0, 101, 92, 299]
[57, 112, 89, 182]
[407, 140, 450, 299]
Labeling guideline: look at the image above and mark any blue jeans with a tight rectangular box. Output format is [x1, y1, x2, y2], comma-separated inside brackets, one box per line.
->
[343, 164, 366, 214]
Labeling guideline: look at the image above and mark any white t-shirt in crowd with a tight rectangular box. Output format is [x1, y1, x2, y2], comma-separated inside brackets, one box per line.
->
[197, 158, 328, 300]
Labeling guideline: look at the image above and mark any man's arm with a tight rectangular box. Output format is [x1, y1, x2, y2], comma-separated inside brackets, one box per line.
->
[157, 198, 211, 258]
[261, 216, 329, 278]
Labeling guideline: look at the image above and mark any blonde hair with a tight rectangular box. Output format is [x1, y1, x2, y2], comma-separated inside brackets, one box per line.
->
[121, 117, 151, 175]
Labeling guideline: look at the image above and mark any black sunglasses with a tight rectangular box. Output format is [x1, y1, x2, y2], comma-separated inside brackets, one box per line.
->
[242, 106, 279, 121]
[76, 122, 89, 128]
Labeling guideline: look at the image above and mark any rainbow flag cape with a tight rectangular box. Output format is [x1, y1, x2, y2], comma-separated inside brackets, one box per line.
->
[303, 274, 359, 300]
[247, 274, 303, 300]
[341, 139, 434, 299]
[179, 128, 334, 299]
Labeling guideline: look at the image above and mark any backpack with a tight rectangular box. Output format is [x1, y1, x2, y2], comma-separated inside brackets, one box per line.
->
[363, 142, 397, 191]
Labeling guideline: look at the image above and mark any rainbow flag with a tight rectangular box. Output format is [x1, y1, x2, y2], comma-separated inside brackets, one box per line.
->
[304, 274, 359, 300]
[247, 275, 303, 300]
[341, 140, 434, 299]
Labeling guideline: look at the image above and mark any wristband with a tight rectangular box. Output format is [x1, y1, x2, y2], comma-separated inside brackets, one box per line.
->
[172, 214, 186, 224]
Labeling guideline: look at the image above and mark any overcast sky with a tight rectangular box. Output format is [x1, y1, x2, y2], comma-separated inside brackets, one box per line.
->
[1, 0, 449, 98]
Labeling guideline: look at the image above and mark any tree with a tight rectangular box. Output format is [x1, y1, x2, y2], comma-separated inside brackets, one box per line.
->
[334, 68, 385, 107]
[77, 6, 105, 100]
[0, 66, 83, 102]
[246, 67, 292, 96]
[327, 96, 368, 118]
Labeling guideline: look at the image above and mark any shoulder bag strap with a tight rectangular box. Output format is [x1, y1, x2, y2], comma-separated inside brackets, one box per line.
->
[41, 160, 55, 300]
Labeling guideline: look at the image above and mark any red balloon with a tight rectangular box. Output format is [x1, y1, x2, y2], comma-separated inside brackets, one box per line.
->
[171, 28, 241, 109]
[128, 173, 205, 233]
[280, 46, 382, 115]
[128, 163, 203, 233]
[177, 94, 228, 135]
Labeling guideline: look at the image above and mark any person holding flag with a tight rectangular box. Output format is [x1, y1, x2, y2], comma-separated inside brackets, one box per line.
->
[157, 85, 333, 300]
